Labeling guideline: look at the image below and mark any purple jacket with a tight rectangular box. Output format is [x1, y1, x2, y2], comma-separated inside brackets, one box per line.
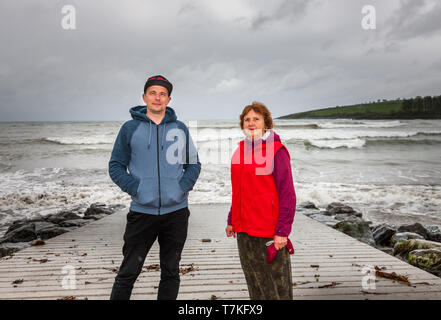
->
[228, 131, 296, 237]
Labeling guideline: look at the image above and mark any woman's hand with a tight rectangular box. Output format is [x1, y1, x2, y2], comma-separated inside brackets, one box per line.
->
[226, 225, 236, 238]
[274, 235, 287, 250]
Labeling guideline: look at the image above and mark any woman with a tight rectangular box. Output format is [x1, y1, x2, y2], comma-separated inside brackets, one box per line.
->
[226, 101, 296, 300]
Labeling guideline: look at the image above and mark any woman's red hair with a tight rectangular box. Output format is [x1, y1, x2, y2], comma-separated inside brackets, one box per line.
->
[239, 101, 274, 130]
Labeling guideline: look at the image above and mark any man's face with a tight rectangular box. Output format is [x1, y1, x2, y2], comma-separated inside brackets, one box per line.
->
[142, 85, 171, 115]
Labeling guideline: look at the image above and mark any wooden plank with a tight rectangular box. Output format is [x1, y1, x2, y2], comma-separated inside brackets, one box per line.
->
[1, 204, 441, 300]
[1, 275, 438, 293]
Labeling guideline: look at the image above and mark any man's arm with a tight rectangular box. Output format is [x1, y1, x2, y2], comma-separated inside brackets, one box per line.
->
[177, 122, 201, 193]
[108, 121, 140, 197]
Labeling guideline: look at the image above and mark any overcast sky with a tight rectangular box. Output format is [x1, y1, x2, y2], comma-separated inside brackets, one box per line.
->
[1, 0, 440, 121]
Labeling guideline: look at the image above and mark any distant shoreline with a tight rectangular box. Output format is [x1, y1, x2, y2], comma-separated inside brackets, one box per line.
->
[278, 95, 441, 120]
[278, 113, 441, 120]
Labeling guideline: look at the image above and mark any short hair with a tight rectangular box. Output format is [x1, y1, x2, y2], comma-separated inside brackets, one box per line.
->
[239, 101, 274, 130]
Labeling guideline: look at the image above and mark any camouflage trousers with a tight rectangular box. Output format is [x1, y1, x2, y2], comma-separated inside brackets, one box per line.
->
[237, 232, 293, 300]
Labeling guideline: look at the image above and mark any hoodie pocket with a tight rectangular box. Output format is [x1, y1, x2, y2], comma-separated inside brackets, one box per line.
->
[135, 178, 159, 207]
[161, 177, 184, 207]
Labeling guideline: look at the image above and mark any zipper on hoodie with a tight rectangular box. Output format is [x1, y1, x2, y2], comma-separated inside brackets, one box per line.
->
[156, 124, 161, 215]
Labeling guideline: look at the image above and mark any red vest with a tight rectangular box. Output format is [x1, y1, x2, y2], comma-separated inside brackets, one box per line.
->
[231, 138, 288, 238]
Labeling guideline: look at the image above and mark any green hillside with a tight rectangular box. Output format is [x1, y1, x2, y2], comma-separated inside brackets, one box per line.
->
[278, 95, 441, 119]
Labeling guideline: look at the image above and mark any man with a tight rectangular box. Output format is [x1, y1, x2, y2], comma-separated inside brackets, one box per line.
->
[109, 75, 201, 300]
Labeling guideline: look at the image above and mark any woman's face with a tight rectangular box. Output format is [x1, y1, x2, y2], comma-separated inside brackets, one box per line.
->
[243, 109, 266, 140]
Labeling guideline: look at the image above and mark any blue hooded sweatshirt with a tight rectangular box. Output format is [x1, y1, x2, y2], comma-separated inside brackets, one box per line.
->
[109, 106, 201, 215]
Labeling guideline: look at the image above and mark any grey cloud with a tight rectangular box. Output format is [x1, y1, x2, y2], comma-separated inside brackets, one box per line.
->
[0, 0, 440, 121]
[385, 0, 441, 40]
[178, 1, 198, 16]
[432, 58, 441, 70]
[251, 0, 312, 30]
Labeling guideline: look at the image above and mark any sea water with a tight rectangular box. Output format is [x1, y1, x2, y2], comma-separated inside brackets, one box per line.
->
[1, 119, 441, 234]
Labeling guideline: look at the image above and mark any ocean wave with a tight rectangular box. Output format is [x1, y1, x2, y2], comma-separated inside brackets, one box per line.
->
[194, 128, 244, 143]
[0, 136, 115, 146]
[43, 136, 114, 145]
[294, 181, 441, 213]
[196, 128, 436, 144]
[304, 137, 441, 149]
[0, 162, 11, 171]
[304, 139, 366, 149]
[275, 124, 321, 129]
[36, 129, 441, 146]
[1, 166, 441, 224]
[191, 124, 238, 129]
[0, 167, 127, 222]
[192, 122, 320, 130]
[0, 138, 52, 146]
[193, 120, 390, 131]
[3, 126, 440, 147]
[275, 120, 404, 129]
[365, 138, 441, 147]
[416, 131, 441, 136]
[318, 120, 403, 129]
[282, 129, 427, 142]
[193, 128, 441, 145]
[190, 176, 441, 220]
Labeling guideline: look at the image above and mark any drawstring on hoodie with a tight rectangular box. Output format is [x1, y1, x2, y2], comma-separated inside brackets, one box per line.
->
[129, 105, 176, 151]
[147, 122, 153, 149]
[161, 123, 166, 150]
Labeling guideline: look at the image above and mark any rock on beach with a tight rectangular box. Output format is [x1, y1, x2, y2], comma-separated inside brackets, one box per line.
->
[391, 232, 424, 245]
[394, 239, 441, 277]
[0, 203, 125, 258]
[407, 248, 441, 277]
[393, 239, 441, 259]
[324, 202, 362, 217]
[372, 223, 396, 246]
[332, 216, 375, 246]
[304, 201, 441, 278]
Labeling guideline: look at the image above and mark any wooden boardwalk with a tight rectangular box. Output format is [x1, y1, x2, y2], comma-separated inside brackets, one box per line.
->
[1, 204, 441, 300]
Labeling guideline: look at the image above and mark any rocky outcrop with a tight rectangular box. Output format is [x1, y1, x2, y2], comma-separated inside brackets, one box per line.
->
[0, 242, 29, 258]
[84, 203, 125, 217]
[426, 225, 441, 243]
[397, 223, 430, 239]
[333, 216, 375, 246]
[299, 201, 319, 210]
[304, 201, 441, 279]
[37, 226, 76, 240]
[0, 203, 125, 258]
[372, 224, 396, 246]
[393, 239, 441, 259]
[58, 220, 89, 228]
[391, 232, 424, 245]
[394, 239, 441, 277]
[0, 224, 37, 243]
[308, 213, 339, 227]
[394, 223, 441, 243]
[407, 248, 441, 277]
[324, 202, 362, 217]
[44, 210, 83, 224]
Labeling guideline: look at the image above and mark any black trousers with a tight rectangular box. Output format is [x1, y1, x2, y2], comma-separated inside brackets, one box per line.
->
[110, 207, 190, 300]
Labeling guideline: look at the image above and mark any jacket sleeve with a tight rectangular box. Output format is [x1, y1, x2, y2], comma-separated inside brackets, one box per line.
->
[108, 122, 140, 197]
[178, 122, 201, 193]
[272, 147, 296, 237]
[227, 205, 232, 226]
